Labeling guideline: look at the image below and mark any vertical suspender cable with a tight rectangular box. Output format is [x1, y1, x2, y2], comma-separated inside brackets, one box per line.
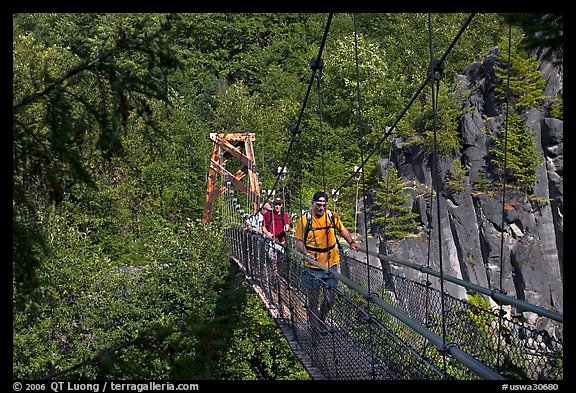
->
[496, 23, 513, 373]
[314, 65, 327, 192]
[316, 82, 337, 276]
[423, 17, 435, 335]
[427, 13, 449, 374]
[352, 13, 376, 378]
[307, 25, 343, 377]
[276, 13, 333, 358]
[311, 39, 341, 376]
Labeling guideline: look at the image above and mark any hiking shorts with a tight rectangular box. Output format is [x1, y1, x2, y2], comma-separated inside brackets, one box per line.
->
[301, 264, 339, 290]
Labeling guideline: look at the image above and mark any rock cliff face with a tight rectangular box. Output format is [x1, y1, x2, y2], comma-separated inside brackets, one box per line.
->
[357, 47, 563, 339]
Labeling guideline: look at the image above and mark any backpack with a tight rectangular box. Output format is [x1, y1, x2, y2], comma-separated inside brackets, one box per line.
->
[303, 209, 342, 252]
[264, 210, 287, 241]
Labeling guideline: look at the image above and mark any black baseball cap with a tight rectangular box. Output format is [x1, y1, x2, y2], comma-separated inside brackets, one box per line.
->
[312, 191, 328, 202]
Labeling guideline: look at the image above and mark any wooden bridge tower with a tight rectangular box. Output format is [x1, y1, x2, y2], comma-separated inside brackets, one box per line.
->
[202, 132, 260, 224]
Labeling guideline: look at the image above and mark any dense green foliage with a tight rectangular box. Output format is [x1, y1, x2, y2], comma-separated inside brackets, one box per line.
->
[13, 13, 187, 295]
[13, 13, 560, 380]
[14, 210, 229, 379]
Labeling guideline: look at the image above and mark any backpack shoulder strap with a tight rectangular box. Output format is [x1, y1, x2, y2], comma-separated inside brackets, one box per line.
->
[264, 211, 272, 229]
[326, 209, 333, 222]
[326, 209, 343, 250]
[303, 210, 312, 242]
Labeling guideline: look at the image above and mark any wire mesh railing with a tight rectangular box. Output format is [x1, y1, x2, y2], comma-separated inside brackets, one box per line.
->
[226, 225, 563, 380]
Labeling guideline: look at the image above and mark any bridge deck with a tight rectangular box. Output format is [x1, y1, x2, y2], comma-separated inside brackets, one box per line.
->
[246, 270, 390, 380]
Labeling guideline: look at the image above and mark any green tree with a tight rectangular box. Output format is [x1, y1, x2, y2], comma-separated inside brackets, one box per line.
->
[397, 85, 462, 158]
[14, 13, 552, 380]
[371, 166, 420, 241]
[494, 28, 549, 110]
[219, 294, 309, 380]
[490, 112, 539, 190]
[491, 30, 545, 191]
[13, 207, 229, 379]
[13, 13, 184, 294]
[501, 13, 563, 66]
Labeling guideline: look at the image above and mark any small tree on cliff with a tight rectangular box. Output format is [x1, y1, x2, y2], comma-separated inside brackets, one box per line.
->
[371, 166, 420, 241]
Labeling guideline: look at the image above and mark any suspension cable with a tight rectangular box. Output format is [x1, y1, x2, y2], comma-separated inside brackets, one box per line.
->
[291, 123, 305, 216]
[427, 13, 449, 374]
[312, 57, 327, 192]
[352, 13, 377, 378]
[245, 13, 333, 227]
[313, 59, 337, 268]
[496, 22, 513, 373]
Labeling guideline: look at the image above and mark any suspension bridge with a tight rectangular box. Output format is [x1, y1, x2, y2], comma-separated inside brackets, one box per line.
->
[202, 13, 563, 380]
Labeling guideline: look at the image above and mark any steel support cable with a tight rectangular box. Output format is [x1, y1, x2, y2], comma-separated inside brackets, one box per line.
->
[244, 15, 334, 339]
[229, 174, 242, 228]
[424, 151, 434, 334]
[306, 25, 342, 374]
[293, 125, 305, 220]
[230, 181, 241, 227]
[495, 23, 513, 374]
[230, 188, 236, 228]
[303, 12, 475, 377]
[352, 13, 377, 379]
[252, 17, 335, 318]
[246, 169, 251, 217]
[241, 13, 501, 377]
[223, 182, 229, 226]
[379, 141, 394, 251]
[311, 57, 339, 282]
[261, 13, 334, 210]
[314, 68, 342, 370]
[314, 66, 327, 192]
[427, 13, 449, 373]
[332, 13, 476, 198]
